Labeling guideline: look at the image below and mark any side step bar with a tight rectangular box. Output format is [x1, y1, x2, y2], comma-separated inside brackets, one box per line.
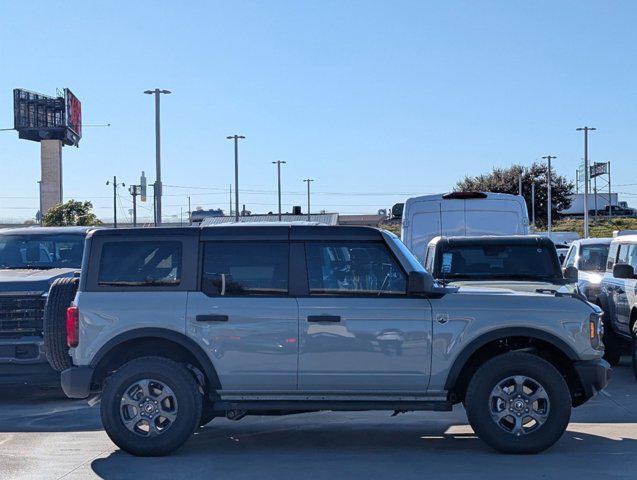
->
[213, 400, 453, 412]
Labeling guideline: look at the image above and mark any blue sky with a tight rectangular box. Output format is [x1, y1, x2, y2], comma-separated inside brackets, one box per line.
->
[1, 0, 636, 223]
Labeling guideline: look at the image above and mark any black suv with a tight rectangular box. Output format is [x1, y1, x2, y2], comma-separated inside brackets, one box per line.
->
[0, 226, 90, 386]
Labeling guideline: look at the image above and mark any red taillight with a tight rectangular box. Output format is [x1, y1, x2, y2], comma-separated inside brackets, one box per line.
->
[66, 306, 79, 348]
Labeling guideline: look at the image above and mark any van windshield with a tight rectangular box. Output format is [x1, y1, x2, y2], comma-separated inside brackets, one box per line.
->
[436, 243, 559, 280]
[0, 234, 85, 269]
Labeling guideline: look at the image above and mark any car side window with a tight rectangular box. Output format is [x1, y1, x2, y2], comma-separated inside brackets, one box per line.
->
[617, 244, 630, 265]
[201, 242, 289, 296]
[564, 246, 577, 268]
[305, 241, 407, 295]
[98, 241, 182, 286]
[424, 245, 436, 273]
[607, 243, 619, 271]
[628, 244, 637, 269]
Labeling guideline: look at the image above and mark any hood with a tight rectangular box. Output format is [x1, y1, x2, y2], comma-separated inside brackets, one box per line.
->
[0, 268, 79, 294]
[448, 279, 577, 295]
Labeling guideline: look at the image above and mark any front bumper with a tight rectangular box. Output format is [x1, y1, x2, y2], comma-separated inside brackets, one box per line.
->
[60, 366, 94, 399]
[574, 358, 611, 403]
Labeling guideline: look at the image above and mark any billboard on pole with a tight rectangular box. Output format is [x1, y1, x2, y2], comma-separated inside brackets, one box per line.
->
[590, 162, 608, 178]
[13, 88, 82, 146]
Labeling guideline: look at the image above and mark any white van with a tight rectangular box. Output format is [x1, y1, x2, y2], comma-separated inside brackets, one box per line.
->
[401, 192, 529, 263]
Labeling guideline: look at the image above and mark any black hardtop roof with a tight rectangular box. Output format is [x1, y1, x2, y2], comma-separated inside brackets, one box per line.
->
[0, 226, 95, 236]
[88, 224, 384, 241]
[433, 235, 554, 248]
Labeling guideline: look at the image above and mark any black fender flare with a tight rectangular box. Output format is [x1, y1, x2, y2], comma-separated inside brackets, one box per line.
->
[444, 327, 579, 391]
[90, 327, 221, 389]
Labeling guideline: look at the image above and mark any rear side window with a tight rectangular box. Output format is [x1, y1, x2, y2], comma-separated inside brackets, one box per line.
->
[202, 242, 289, 296]
[305, 241, 406, 295]
[98, 241, 182, 286]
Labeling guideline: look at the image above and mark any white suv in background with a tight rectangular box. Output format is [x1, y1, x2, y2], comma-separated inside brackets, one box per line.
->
[597, 235, 637, 372]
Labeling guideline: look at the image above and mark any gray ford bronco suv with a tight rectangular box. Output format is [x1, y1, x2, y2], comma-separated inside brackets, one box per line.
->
[56, 225, 609, 456]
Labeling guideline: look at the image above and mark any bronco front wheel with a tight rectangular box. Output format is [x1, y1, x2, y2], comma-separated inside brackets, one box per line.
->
[101, 356, 202, 456]
[465, 352, 571, 454]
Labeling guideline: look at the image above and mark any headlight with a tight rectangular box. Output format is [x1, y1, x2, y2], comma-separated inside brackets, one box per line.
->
[589, 312, 604, 350]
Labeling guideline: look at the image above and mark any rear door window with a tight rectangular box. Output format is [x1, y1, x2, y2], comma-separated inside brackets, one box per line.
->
[201, 242, 289, 296]
[98, 241, 182, 286]
[607, 243, 619, 271]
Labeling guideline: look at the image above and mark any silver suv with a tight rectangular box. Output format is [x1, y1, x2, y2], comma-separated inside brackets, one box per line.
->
[56, 225, 609, 456]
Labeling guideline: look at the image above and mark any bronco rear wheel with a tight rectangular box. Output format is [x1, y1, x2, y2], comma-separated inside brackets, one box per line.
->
[101, 356, 202, 456]
[465, 352, 571, 454]
[43, 277, 79, 372]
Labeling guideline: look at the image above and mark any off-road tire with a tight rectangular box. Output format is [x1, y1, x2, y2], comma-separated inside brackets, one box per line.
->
[465, 352, 571, 454]
[597, 301, 623, 366]
[200, 399, 217, 427]
[631, 323, 637, 380]
[43, 277, 79, 372]
[101, 356, 202, 456]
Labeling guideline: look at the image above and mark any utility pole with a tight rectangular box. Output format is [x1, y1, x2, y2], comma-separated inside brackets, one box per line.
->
[518, 174, 522, 196]
[144, 88, 171, 226]
[187, 196, 191, 224]
[593, 173, 598, 221]
[129, 185, 140, 227]
[303, 178, 314, 221]
[531, 181, 536, 231]
[106, 176, 125, 228]
[226, 135, 245, 222]
[576, 127, 596, 238]
[542, 156, 556, 238]
[272, 160, 286, 221]
[608, 161, 612, 220]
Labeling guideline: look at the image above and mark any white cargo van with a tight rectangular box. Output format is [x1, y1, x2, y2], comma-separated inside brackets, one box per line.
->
[401, 192, 529, 263]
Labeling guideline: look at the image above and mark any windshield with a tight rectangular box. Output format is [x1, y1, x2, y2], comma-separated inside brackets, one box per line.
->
[0, 234, 85, 269]
[578, 244, 610, 272]
[437, 243, 559, 280]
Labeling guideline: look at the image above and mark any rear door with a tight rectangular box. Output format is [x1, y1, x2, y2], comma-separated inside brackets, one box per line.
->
[612, 243, 632, 334]
[465, 198, 527, 236]
[408, 199, 464, 263]
[186, 232, 298, 392]
[296, 238, 432, 393]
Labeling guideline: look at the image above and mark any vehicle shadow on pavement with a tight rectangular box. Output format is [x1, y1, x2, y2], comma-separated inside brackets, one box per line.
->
[0, 386, 101, 433]
[90, 415, 637, 480]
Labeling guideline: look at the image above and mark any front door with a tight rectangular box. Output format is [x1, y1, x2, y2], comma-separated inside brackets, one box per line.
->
[297, 240, 432, 392]
[186, 240, 298, 392]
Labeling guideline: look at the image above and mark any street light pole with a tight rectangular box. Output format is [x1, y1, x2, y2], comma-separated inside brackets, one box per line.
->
[577, 127, 596, 238]
[272, 161, 286, 221]
[542, 155, 556, 237]
[144, 88, 171, 226]
[226, 135, 245, 222]
[303, 179, 314, 221]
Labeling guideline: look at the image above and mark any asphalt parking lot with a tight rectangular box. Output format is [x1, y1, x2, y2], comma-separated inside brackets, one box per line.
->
[1, 360, 636, 480]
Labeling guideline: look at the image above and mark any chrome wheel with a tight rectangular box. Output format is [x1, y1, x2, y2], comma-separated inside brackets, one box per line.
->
[119, 379, 178, 437]
[489, 375, 550, 436]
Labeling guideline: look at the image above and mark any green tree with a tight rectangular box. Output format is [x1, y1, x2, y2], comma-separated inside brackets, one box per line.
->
[455, 163, 574, 228]
[43, 200, 102, 227]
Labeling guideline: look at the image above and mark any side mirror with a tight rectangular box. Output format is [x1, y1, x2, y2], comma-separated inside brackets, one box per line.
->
[407, 270, 434, 294]
[563, 265, 579, 281]
[613, 263, 635, 279]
